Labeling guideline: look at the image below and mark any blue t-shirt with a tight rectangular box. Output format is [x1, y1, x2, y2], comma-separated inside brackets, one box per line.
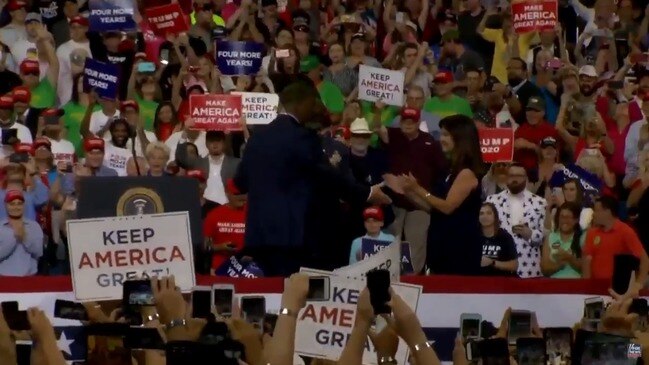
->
[349, 232, 396, 264]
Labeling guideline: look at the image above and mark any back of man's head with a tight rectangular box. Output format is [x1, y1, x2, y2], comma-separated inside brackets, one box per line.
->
[279, 80, 319, 109]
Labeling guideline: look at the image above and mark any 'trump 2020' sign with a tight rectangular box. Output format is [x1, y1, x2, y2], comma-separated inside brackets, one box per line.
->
[66, 212, 195, 301]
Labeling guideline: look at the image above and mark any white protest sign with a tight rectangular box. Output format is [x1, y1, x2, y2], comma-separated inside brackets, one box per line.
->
[231, 91, 279, 125]
[66, 212, 196, 302]
[358, 65, 405, 107]
[334, 240, 401, 281]
[296, 268, 421, 365]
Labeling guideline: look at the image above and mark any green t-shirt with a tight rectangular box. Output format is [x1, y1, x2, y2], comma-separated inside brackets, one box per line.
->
[136, 96, 158, 131]
[30, 78, 56, 109]
[317, 80, 345, 114]
[423, 95, 473, 120]
[63, 102, 101, 157]
[547, 231, 585, 279]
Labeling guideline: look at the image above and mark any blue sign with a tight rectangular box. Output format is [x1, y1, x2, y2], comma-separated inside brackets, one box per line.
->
[216, 41, 264, 75]
[215, 256, 264, 278]
[83, 58, 120, 100]
[361, 238, 414, 275]
[549, 163, 602, 204]
[88, 0, 137, 32]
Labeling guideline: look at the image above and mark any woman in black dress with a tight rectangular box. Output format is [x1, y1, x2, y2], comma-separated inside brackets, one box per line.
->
[400, 115, 485, 274]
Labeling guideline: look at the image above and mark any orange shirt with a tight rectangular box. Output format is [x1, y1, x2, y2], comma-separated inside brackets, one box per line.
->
[583, 219, 645, 279]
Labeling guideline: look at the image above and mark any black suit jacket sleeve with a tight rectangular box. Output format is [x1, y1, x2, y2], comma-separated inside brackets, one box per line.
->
[299, 132, 370, 206]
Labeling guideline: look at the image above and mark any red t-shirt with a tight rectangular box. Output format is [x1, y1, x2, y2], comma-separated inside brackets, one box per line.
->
[203, 205, 247, 270]
[514, 121, 560, 171]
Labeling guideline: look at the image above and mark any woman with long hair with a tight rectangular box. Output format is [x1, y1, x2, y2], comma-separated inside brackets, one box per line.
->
[152, 102, 181, 142]
[540, 202, 584, 278]
[399, 114, 486, 274]
[478, 202, 519, 276]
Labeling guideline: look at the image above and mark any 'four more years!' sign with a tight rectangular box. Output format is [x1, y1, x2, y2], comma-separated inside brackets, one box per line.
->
[66, 212, 195, 301]
[358, 65, 405, 107]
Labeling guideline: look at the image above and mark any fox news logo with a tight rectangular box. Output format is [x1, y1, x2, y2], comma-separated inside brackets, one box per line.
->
[628, 343, 642, 358]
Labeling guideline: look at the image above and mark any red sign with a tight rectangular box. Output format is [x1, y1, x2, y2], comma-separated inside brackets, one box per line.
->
[479, 128, 514, 163]
[190, 94, 243, 131]
[145, 3, 189, 36]
[512, 0, 557, 34]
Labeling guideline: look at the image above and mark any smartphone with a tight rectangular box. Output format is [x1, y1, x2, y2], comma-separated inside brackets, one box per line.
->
[4, 310, 29, 331]
[138, 62, 156, 73]
[480, 338, 511, 365]
[124, 327, 165, 350]
[192, 287, 213, 319]
[307, 277, 330, 301]
[608, 80, 624, 90]
[160, 49, 170, 65]
[396, 12, 405, 23]
[275, 49, 290, 58]
[8, 153, 29, 164]
[612, 254, 640, 296]
[240, 296, 266, 327]
[212, 284, 234, 317]
[123, 280, 154, 307]
[54, 300, 89, 321]
[1, 129, 18, 145]
[366, 269, 391, 315]
[516, 337, 546, 365]
[460, 313, 482, 341]
[543, 327, 573, 364]
[545, 58, 563, 70]
[583, 297, 604, 331]
[1, 301, 18, 314]
[508, 310, 532, 345]
[573, 330, 635, 365]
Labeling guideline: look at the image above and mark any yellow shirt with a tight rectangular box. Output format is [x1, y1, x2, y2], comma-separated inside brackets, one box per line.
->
[481, 29, 535, 84]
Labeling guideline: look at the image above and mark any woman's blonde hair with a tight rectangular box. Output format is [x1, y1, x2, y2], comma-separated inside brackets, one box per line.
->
[576, 150, 604, 177]
[145, 141, 171, 161]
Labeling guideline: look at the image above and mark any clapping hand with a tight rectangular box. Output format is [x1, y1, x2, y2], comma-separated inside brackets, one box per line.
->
[368, 184, 392, 205]
[399, 173, 419, 192]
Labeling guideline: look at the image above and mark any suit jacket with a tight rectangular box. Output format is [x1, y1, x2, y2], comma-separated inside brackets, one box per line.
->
[199, 154, 240, 188]
[486, 189, 546, 278]
[234, 114, 370, 251]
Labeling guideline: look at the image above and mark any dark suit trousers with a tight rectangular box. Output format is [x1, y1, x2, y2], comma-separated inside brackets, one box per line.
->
[242, 246, 311, 277]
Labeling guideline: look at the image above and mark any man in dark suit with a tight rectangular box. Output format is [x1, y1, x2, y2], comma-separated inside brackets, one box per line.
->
[234, 81, 390, 276]
[199, 131, 240, 214]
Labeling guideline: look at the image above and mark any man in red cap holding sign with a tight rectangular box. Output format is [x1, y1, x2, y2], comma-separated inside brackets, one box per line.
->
[0, 189, 44, 276]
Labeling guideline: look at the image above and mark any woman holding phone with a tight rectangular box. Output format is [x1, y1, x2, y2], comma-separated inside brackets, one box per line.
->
[540, 202, 584, 278]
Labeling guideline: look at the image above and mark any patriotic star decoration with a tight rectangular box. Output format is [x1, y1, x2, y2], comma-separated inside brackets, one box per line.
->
[56, 330, 75, 357]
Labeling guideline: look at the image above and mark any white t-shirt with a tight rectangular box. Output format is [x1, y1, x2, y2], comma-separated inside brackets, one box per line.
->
[89, 110, 120, 138]
[47, 137, 76, 165]
[103, 140, 130, 176]
[124, 130, 158, 157]
[0, 123, 33, 159]
[509, 192, 525, 226]
[10, 39, 49, 78]
[56, 39, 93, 106]
[204, 155, 228, 204]
[165, 130, 208, 161]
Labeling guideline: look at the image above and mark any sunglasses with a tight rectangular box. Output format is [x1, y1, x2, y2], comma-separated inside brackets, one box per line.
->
[193, 3, 214, 11]
[293, 25, 309, 33]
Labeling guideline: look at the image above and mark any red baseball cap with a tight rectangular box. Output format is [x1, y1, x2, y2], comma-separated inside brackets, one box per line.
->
[0, 95, 14, 109]
[13, 143, 32, 155]
[226, 178, 240, 195]
[41, 108, 64, 118]
[120, 100, 139, 113]
[400, 107, 421, 122]
[20, 59, 40, 75]
[4, 190, 24, 203]
[363, 206, 384, 221]
[6, 0, 26, 11]
[69, 15, 89, 27]
[83, 137, 105, 152]
[186, 169, 206, 183]
[434, 70, 454, 84]
[33, 137, 51, 151]
[12, 86, 31, 103]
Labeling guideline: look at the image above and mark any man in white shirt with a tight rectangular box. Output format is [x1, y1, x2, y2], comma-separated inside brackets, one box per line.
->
[120, 100, 157, 157]
[165, 124, 208, 161]
[0, 0, 28, 53]
[10, 13, 49, 76]
[40, 108, 76, 166]
[0, 94, 32, 159]
[202, 131, 240, 211]
[88, 98, 120, 138]
[56, 15, 92, 105]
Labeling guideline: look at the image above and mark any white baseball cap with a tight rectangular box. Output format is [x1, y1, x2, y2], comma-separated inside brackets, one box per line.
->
[578, 65, 598, 78]
[350, 118, 372, 134]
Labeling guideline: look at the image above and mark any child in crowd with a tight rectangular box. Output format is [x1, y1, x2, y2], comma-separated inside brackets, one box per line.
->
[348, 206, 395, 264]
